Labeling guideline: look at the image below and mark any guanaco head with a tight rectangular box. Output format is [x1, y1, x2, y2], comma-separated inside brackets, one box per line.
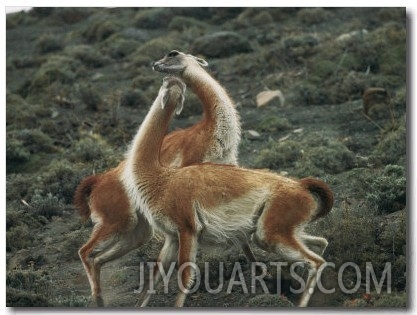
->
[152, 50, 208, 75]
[160, 76, 186, 115]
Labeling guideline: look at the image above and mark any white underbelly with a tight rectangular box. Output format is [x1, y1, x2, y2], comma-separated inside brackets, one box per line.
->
[195, 188, 268, 249]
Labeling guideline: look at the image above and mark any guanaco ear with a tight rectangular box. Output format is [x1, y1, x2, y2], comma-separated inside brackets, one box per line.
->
[175, 94, 185, 116]
[161, 90, 169, 110]
[195, 57, 208, 67]
[188, 54, 208, 67]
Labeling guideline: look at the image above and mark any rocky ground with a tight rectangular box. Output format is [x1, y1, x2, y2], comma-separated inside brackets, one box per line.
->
[6, 7, 406, 308]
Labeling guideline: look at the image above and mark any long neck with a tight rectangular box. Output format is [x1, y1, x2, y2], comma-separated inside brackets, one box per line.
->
[121, 91, 177, 226]
[184, 67, 233, 122]
[127, 93, 175, 174]
[183, 66, 241, 163]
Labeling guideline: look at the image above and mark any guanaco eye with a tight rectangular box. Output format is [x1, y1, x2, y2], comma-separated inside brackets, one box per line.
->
[167, 50, 179, 57]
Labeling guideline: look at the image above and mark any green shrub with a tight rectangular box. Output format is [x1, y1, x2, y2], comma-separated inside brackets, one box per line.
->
[82, 16, 121, 42]
[30, 55, 83, 92]
[314, 202, 382, 268]
[208, 8, 244, 24]
[119, 27, 150, 42]
[297, 8, 333, 25]
[6, 201, 47, 252]
[168, 16, 208, 31]
[377, 211, 406, 290]
[7, 269, 50, 292]
[373, 292, 407, 307]
[282, 34, 320, 62]
[290, 81, 329, 106]
[134, 8, 175, 29]
[315, 198, 406, 298]
[131, 74, 159, 90]
[70, 136, 105, 162]
[131, 37, 177, 66]
[251, 11, 274, 26]
[49, 7, 93, 25]
[6, 201, 44, 230]
[376, 24, 406, 77]
[100, 36, 139, 60]
[392, 86, 406, 108]
[7, 269, 52, 306]
[39, 159, 89, 204]
[294, 139, 356, 176]
[191, 32, 253, 58]
[7, 288, 51, 307]
[6, 11, 36, 29]
[8, 129, 56, 154]
[69, 133, 115, 165]
[371, 121, 406, 166]
[324, 72, 368, 104]
[255, 140, 302, 170]
[6, 224, 34, 252]
[236, 8, 266, 22]
[65, 45, 109, 68]
[6, 174, 32, 201]
[78, 84, 103, 111]
[338, 167, 378, 198]
[366, 165, 406, 214]
[36, 33, 64, 53]
[29, 7, 54, 17]
[391, 254, 407, 290]
[310, 59, 337, 82]
[9, 55, 40, 69]
[30, 192, 66, 219]
[6, 92, 50, 129]
[214, 52, 263, 77]
[379, 44, 406, 75]
[120, 89, 150, 108]
[377, 8, 406, 23]
[6, 138, 31, 170]
[55, 291, 89, 307]
[258, 116, 292, 133]
[7, 129, 57, 173]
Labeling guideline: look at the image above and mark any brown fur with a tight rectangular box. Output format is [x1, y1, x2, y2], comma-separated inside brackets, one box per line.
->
[74, 54, 243, 306]
[138, 163, 334, 307]
[363, 87, 390, 115]
[131, 81, 334, 307]
[300, 177, 334, 222]
[73, 175, 99, 222]
[160, 119, 215, 166]
[88, 164, 133, 230]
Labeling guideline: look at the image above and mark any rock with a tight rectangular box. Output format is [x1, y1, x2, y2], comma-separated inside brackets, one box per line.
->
[91, 72, 104, 81]
[256, 90, 285, 107]
[191, 31, 253, 58]
[278, 134, 291, 142]
[245, 130, 261, 140]
[336, 29, 368, 42]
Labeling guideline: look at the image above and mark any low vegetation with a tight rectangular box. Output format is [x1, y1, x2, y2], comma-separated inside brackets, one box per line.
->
[6, 7, 406, 308]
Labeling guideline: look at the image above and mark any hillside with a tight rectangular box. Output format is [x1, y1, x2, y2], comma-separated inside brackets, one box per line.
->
[6, 7, 406, 308]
